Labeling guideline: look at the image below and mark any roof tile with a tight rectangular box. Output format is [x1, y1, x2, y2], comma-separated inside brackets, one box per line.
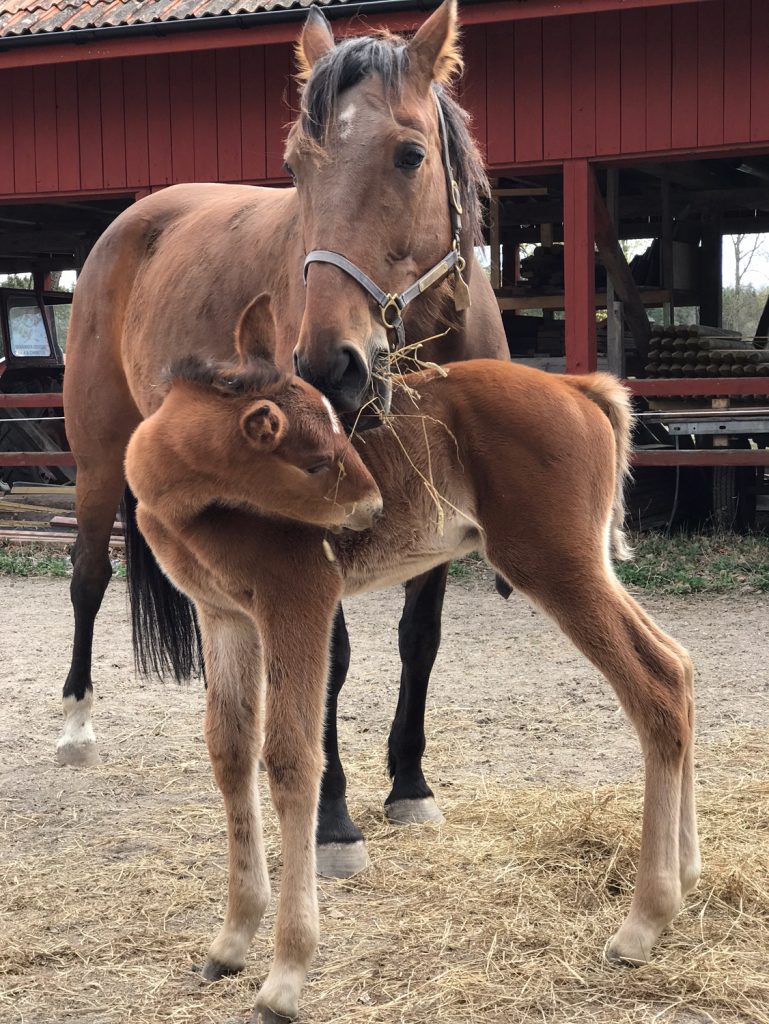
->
[0, 0, 350, 38]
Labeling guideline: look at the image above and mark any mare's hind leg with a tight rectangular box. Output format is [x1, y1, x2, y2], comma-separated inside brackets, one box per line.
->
[385, 564, 448, 825]
[198, 605, 270, 981]
[495, 551, 696, 963]
[57, 458, 126, 766]
[316, 607, 370, 878]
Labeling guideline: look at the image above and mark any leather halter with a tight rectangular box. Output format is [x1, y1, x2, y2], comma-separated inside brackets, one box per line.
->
[302, 90, 466, 349]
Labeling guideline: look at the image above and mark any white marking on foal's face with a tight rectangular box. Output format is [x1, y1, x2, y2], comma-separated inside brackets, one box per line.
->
[338, 103, 357, 139]
[322, 395, 341, 434]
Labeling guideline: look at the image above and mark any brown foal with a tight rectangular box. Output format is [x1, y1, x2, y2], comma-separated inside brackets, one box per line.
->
[124, 298, 700, 1023]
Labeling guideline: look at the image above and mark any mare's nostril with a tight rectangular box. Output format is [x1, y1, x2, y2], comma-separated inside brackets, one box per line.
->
[292, 350, 301, 374]
[334, 343, 369, 396]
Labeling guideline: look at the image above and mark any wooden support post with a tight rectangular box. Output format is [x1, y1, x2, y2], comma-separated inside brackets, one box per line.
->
[563, 160, 596, 374]
[661, 179, 674, 325]
[605, 169, 624, 377]
[700, 212, 723, 327]
[593, 186, 651, 362]
[490, 190, 501, 290]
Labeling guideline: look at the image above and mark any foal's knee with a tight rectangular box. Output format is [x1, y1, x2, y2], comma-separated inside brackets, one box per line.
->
[262, 742, 324, 813]
[640, 652, 693, 762]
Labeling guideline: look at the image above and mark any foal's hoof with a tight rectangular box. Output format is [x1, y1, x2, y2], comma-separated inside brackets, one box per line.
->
[55, 740, 101, 768]
[605, 931, 652, 967]
[200, 957, 243, 982]
[252, 1006, 294, 1024]
[316, 840, 369, 878]
[385, 796, 444, 826]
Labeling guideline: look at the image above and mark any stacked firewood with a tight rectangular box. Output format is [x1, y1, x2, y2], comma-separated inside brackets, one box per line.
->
[644, 325, 769, 378]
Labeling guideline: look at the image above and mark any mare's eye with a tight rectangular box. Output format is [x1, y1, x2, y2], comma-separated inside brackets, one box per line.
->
[395, 144, 425, 171]
[305, 460, 331, 475]
[283, 161, 297, 183]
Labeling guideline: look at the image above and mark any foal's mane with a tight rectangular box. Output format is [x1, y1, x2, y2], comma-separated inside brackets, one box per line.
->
[296, 33, 488, 245]
[167, 355, 289, 398]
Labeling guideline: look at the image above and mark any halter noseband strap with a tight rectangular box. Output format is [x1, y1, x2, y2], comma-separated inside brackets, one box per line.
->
[302, 90, 467, 350]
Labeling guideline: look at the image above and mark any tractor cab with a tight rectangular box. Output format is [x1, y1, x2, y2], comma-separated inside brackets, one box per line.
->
[0, 284, 70, 391]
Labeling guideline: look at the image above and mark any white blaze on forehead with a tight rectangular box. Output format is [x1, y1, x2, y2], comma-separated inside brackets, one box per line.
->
[322, 395, 342, 434]
[338, 103, 357, 138]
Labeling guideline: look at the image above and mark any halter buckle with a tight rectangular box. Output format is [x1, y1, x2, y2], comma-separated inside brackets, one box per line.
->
[380, 294, 403, 330]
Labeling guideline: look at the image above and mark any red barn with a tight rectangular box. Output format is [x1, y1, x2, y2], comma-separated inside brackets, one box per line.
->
[1, 0, 768, 520]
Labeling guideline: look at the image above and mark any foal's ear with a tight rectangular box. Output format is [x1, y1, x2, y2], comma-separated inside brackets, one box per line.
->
[406, 0, 462, 90]
[240, 400, 287, 451]
[235, 293, 277, 365]
[296, 6, 335, 81]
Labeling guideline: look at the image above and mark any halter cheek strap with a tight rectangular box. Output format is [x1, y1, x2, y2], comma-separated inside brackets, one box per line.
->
[302, 90, 468, 350]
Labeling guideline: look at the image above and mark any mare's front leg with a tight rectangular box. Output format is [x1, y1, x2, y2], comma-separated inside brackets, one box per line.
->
[254, 573, 340, 1024]
[197, 604, 271, 982]
[385, 564, 448, 824]
[316, 606, 370, 878]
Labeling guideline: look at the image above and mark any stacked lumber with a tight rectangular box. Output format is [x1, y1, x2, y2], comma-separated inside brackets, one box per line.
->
[643, 325, 769, 378]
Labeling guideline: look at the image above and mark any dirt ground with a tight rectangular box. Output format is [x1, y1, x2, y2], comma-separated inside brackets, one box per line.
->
[1, 568, 768, 1023]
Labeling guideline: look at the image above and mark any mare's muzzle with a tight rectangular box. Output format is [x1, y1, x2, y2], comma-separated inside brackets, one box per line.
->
[294, 339, 390, 429]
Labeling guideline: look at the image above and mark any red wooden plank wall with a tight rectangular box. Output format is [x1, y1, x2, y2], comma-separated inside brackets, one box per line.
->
[460, 0, 760, 171]
[0, 42, 293, 198]
[0, 1, 766, 199]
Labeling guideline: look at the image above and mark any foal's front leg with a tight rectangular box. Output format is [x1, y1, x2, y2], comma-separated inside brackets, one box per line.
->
[254, 581, 340, 1023]
[197, 605, 271, 981]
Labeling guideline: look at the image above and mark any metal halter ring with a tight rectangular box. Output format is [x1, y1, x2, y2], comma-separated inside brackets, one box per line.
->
[380, 294, 403, 329]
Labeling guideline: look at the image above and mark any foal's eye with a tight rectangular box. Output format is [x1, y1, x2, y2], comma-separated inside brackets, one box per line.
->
[283, 161, 297, 183]
[305, 460, 331, 475]
[395, 144, 425, 171]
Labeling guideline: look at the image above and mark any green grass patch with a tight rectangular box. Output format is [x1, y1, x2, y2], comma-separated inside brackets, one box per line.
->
[0, 543, 126, 579]
[616, 532, 769, 594]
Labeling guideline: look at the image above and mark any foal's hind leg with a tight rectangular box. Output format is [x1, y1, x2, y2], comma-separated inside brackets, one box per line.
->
[198, 605, 270, 981]
[499, 555, 696, 963]
[57, 457, 127, 766]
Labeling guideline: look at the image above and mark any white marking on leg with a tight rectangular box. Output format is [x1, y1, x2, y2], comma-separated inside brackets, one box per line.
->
[322, 395, 341, 434]
[56, 692, 100, 766]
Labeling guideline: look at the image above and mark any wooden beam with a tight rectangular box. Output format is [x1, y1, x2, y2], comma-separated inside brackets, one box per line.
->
[605, 169, 624, 376]
[593, 186, 651, 360]
[563, 160, 596, 374]
[0, 452, 75, 467]
[633, 450, 769, 467]
[625, 377, 769, 397]
[0, 393, 64, 408]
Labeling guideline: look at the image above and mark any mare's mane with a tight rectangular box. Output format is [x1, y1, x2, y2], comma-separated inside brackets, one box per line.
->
[166, 355, 289, 398]
[297, 34, 487, 245]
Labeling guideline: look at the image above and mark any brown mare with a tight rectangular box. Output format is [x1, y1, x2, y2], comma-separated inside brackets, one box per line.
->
[59, 0, 507, 875]
[123, 295, 700, 1023]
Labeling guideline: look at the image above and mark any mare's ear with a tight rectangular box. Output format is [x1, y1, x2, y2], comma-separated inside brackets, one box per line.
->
[296, 6, 335, 81]
[240, 399, 287, 451]
[406, 0, 461, 91]
[235, 293, 277, 365]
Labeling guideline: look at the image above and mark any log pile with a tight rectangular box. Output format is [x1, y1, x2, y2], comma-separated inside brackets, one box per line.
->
[643, 325, 769, 378]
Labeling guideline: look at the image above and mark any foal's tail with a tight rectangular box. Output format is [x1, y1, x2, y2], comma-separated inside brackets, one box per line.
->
[121, 486, 203, 682]
[569, 373, 634, 561]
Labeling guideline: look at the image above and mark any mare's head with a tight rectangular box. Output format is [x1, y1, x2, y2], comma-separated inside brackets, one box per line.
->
[161, 296, 383, 532]
[287, 0, 485, 421]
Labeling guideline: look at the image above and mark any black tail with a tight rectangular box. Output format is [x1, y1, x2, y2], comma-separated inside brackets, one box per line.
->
[121, 486, 203, 682]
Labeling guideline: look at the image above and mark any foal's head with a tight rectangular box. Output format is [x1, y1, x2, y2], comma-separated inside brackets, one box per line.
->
[159, 296, 383, 532]
[287, 0, 485, 420]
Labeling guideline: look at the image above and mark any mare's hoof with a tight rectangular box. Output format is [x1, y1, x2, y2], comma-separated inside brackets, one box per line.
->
[385, 797, 444, 826]
[55, 741, 101, 768]
[200, 957, 243, 982]
[316, 840, 369, 878]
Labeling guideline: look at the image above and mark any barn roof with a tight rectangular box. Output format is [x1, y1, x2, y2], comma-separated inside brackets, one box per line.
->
[0, 0, 351, 39]
[0, 0, 712, 41]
